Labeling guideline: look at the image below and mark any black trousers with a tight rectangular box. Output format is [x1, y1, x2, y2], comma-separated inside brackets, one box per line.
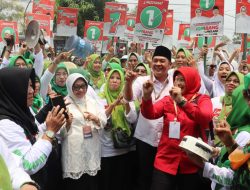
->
[136, 139, 157, 190]
[150, 168, 206, 190]
[98, 153, 131, 190]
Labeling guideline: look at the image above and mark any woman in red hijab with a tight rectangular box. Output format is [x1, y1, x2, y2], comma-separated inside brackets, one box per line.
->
[141, 67, 213, 190]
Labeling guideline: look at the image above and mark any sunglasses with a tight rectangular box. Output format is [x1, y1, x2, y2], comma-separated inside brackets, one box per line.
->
[243, 89, 250, 100]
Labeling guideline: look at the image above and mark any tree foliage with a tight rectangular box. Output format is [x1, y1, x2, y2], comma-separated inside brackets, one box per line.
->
[56, 0, 115, 37]
[0, 0, 24, 22]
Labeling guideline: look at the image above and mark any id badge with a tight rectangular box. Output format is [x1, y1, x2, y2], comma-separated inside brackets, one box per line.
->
[83, 125, 93, 139]
[169, 120, 180, 139]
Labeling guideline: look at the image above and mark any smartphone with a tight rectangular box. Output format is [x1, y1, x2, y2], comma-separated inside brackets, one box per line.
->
[50, 96, 69, 119]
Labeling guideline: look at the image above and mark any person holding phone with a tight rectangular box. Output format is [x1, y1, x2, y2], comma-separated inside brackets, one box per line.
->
[0, 68, 67, 190]
[61, 73, 106, 190]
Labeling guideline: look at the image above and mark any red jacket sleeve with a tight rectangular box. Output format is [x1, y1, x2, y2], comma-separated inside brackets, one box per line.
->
[181, 95, 213, 127]
[141, 97, 167, 120]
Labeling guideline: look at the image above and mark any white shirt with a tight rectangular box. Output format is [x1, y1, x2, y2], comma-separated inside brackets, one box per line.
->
[132, 74, 173, 147]
[99, 98, 138, 157]
[203, 131, 250, 190]
[0, 137, 34, 190]
[0, 119, 52, 175]
[61, 96, 107, 179]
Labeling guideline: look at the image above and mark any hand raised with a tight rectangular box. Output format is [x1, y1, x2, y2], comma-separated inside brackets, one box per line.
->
[143, 80, 154, 100]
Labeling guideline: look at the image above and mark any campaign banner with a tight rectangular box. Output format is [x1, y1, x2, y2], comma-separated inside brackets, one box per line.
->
[32, 0, 55, 19]
[178, 24, 190, 41]
[56, 7, 78, 37]
[190, 0, 224, 37]
[241, 34, 250, 62]
[103, 2, 127, 38]
[195, 36, 216, 48]
[84, 20, 103, 52]
[123, 14, 136, 41]
[165, 9, 173, 35]
[235, 0, 250, 34]
[0, 20, 19, 44]
[26, 13, 51, 39]
[134, 0, 169, 44]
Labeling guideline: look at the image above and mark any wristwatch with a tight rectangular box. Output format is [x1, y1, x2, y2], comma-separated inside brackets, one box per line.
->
[45, 130, 55, 139]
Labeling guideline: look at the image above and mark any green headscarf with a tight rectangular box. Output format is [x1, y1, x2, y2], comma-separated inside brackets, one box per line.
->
[51, 63, 69, 97]
[99, 69, 131, 136]
[8, 55, 28, 68]
[0, 155, 12, 190]
[176, 47, 192, 59]
[135, 62, 151, 75]
[215, 85, 250, 190]
[227, 85, 250, 132]
[31, 77, 43, 114]
[109, 57, 121, 65]
[86, 54, 105, 89]
[218, 72, 244, 121]
[244, 73, 250, 90]
[105, 62, 124, 73]
[26, 59, 34, 68]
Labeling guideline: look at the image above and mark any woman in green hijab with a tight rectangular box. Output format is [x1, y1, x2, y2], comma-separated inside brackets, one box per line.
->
[31, 76, 44, 114]
[86, 54, 105, 92]
[8, 55, 28, 68]
[134, 62, 150, 77]
[104, 62, 124, 78]
[211, 72, 244, 146]
[98, 68, 138, 190]
[50, 63, 69, 97]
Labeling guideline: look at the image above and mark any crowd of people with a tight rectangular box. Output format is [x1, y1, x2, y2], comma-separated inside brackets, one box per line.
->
[0, 31, 250, 190]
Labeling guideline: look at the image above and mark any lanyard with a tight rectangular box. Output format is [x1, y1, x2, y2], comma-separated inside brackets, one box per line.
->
[222, 100, 231, 120]
[173, 94, 199, 121]
[153, 78, 169, 100]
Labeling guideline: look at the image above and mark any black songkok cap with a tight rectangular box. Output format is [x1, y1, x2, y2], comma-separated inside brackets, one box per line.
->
[152, 45, 171, 62]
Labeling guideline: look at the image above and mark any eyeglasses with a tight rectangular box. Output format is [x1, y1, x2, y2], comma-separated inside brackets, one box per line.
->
[243, 89, 250, 100]
[55, 72, 68, 77]
[72, 84, 87, 91]
[226, 79, 240, 84]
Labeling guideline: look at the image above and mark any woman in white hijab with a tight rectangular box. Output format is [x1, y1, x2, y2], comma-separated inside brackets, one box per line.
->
[198, 61, 232, 98]
[61, 73, 107, 190]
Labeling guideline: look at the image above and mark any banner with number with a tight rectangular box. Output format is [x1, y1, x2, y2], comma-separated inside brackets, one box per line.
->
[134, 0, 169, 44]
[56, 7, 78, 37]
[165, 10, 173, 35]
[241, 34, 250, 63]
[190, 0, 224, 37]
[235, 0, 250, 34]
[0, 20, 19, 44]
[103, 2, 127, 37]
[32, 0, 55, 19]
[178, 24, 190, 41]
[26, 13, 51, 39]
[195, 36, 216, 48]
[84, 20, 103, 52]
[123, 14, 136, 41]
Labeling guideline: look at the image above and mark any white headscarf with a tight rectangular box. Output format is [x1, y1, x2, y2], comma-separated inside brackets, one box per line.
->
[212, 61, 232, 97]
[66, 73, 88, 102]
